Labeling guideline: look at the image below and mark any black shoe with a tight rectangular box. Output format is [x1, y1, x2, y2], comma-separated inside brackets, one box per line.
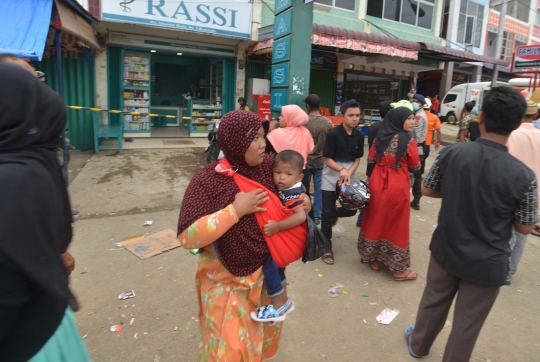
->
[410, 201, 420, 211]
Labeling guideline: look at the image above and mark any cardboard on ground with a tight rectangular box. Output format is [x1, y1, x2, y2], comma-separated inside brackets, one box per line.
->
[121, 228, 180, 259]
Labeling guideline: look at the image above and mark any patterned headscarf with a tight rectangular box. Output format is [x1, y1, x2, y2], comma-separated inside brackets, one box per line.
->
[178, 111, 276, 276]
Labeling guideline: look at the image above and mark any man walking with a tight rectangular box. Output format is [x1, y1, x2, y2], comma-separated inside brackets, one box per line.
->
[321, 100, 364, 265]
[303, 94, 333, 224]
[405, 87, 537, 362]
[506, 99, 540, 283]
[431, 95, 440, 115]
[410, 94, 428, 210]
[424, 98, 441, 159]
[458, 102, 475, 142]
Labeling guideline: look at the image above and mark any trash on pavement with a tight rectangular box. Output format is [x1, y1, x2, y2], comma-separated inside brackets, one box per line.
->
[144, 221, 153, 226]
[318, 273, 324, 278]
[118, 290, 136, 300]
[134, 333, 138, 339]
[189, 249, 199, 255]
[174, 327, 178, 331]
[82, 334, 88, 339]
[362, 293, 369, 297]
[121, 228, 180, 260]
[109, 325, 123, 332]
[115, 242, 123, 248]
[376, 308, 400, 325]
[130, 318, 135, 325]
[327, 288, 341, 298]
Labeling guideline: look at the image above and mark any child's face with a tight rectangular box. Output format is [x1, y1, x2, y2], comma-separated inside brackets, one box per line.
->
[273, 161, 304, 189]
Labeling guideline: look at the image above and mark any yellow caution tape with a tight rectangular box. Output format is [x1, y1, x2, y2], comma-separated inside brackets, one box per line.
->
[129, 112, 141, 115]
[68, 106, 83, 109]
[166, 115, 176, 118]
[90, 108, 102, 112]
[109, 110, 122, 114]
[148, 113, 159, 117]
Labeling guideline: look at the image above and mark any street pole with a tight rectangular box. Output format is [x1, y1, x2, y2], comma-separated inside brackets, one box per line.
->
[491, 0, 507, 87]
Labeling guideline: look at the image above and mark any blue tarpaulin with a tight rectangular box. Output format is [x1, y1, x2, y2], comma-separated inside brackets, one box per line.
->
[0, 0, 53, 60]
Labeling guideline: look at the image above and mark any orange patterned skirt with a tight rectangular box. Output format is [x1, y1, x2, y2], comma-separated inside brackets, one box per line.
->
[196, 247, 283, 361]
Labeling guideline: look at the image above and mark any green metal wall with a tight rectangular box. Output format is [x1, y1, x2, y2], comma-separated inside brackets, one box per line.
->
[222, 58, 237, 113]
[245, 62, 269, 81]
[309, 68, 335, 113]
[34, 56, 94, 150]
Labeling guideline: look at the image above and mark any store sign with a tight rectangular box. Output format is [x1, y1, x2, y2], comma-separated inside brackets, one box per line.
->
[275, 0, 292, 14]
[108, 32, 235, 56]
[273, 10, 292, 39]
[271, 63, 289, 87]
[310, 50, 337, 69]
[271, 89, 287, 111]
[272, 37, 291, 63]
[515, 45, 540, 69]
[102, 0, 253, 39]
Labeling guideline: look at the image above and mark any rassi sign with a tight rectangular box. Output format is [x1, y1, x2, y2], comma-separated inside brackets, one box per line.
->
[102, 0, 253, 39]
[514, 45, 540, 69]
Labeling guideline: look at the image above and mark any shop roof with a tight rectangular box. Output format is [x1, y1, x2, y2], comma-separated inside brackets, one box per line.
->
[418, 42, 509, 67]
[312, 24, 421, 51]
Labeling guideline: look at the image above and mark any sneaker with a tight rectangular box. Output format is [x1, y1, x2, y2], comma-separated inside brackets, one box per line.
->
[410, 201, 420, 211]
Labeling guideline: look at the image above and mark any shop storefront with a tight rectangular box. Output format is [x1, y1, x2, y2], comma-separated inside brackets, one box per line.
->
[100, 0, 253, 138]
[106, 32, 236, 138]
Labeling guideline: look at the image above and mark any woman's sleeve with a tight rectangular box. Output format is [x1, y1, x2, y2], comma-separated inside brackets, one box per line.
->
[407, 139, 421, 173]
[367, 139, 376, 164]
[179, 204, 239, 250]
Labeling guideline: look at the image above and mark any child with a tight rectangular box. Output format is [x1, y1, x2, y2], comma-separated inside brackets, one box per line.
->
[250, 150, 307, 323]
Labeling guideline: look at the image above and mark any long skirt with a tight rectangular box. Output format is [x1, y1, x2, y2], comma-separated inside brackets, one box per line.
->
[196, 247, 283, 361]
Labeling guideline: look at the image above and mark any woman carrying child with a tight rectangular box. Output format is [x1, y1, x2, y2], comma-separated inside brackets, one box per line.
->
[178, 111, 311, 361]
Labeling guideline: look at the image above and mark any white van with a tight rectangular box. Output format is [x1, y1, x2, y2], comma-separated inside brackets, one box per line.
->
[440, 82, 508, 123]
[508, 78, 540, 95]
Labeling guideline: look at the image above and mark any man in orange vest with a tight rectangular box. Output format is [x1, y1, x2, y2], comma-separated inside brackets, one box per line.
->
[424, 98, 441, 160]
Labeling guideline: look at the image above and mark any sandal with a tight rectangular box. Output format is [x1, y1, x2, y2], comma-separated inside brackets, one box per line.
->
[322, 252, 334, 265]
[404, 326, 421, 358]
[369, 261, 380, 272]
[394, 269, 418, 281]
[250, 303, 287, 323]
[531, 226, 540, 237]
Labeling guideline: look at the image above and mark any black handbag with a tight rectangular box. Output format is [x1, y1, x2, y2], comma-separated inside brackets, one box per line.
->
[302, 215, 330, 263]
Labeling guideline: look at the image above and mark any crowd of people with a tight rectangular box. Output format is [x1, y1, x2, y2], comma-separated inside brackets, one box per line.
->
[1, 51, 539, 362]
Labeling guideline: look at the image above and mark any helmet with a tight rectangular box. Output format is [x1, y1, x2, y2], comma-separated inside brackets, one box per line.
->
[391, 100, 414, 111]
[424, 98, 432, 109]
[336, 179, 370, 210]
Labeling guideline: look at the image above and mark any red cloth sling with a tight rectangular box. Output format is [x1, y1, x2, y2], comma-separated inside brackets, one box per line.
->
[217, 158, 307, 268]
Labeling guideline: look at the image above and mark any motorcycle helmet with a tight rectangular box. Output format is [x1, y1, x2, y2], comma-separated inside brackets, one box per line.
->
[336, 179, 370, 210]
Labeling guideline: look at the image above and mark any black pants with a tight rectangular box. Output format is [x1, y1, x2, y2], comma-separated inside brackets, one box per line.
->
[412, 143, 427, 202]
[321, 190, 357, 252]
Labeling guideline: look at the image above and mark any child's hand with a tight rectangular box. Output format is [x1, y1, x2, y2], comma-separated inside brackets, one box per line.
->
[264, 220, 281, 236]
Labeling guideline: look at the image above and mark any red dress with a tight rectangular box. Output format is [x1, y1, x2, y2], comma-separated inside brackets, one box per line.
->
[357, 135, 421, 272]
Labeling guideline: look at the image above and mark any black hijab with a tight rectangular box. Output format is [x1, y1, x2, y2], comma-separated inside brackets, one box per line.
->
[0, 64, 75, 360]
[375, 107, 413, 168]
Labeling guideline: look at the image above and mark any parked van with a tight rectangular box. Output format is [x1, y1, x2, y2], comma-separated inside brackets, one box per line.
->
[508, 78, 540, 95]
[440, 82, 508, 123]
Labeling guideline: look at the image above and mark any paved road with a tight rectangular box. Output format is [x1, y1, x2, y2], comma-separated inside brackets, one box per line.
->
[68, 146, 540, 362]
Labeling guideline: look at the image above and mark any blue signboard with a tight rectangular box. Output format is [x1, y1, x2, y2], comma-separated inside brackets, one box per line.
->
[273, 10, 292, 39]
[275, 0, 292, 14]
[271, 89, 287, 112]
[271, 63, 290, 87]
[272, 36, 291, 63]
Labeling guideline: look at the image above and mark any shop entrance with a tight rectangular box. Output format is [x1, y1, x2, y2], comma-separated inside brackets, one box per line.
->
[109, 46, 235, 139]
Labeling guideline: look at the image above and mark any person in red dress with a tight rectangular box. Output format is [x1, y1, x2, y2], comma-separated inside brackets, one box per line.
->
[357, 106, 421, 280]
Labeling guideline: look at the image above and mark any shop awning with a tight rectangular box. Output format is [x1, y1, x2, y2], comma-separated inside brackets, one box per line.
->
[0, 0, 54, 60]
[249, 24, 420, 61]
[418, 43, 509, 67]
[54, 0, 101, 50]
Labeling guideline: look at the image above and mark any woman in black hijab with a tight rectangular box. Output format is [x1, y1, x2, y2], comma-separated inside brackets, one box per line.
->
[357, 106, 422, 281]
[0, 64, 90, 361]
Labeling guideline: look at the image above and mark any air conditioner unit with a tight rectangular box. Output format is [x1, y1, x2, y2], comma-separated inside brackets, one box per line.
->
[488, 25, 498, 33]
[517, 35, 527, 43]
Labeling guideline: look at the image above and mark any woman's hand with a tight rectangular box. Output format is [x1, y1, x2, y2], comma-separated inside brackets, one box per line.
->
[60, 251, 75, 276]
[233, 189, 269, 218]
[301, 193, 312, 213]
